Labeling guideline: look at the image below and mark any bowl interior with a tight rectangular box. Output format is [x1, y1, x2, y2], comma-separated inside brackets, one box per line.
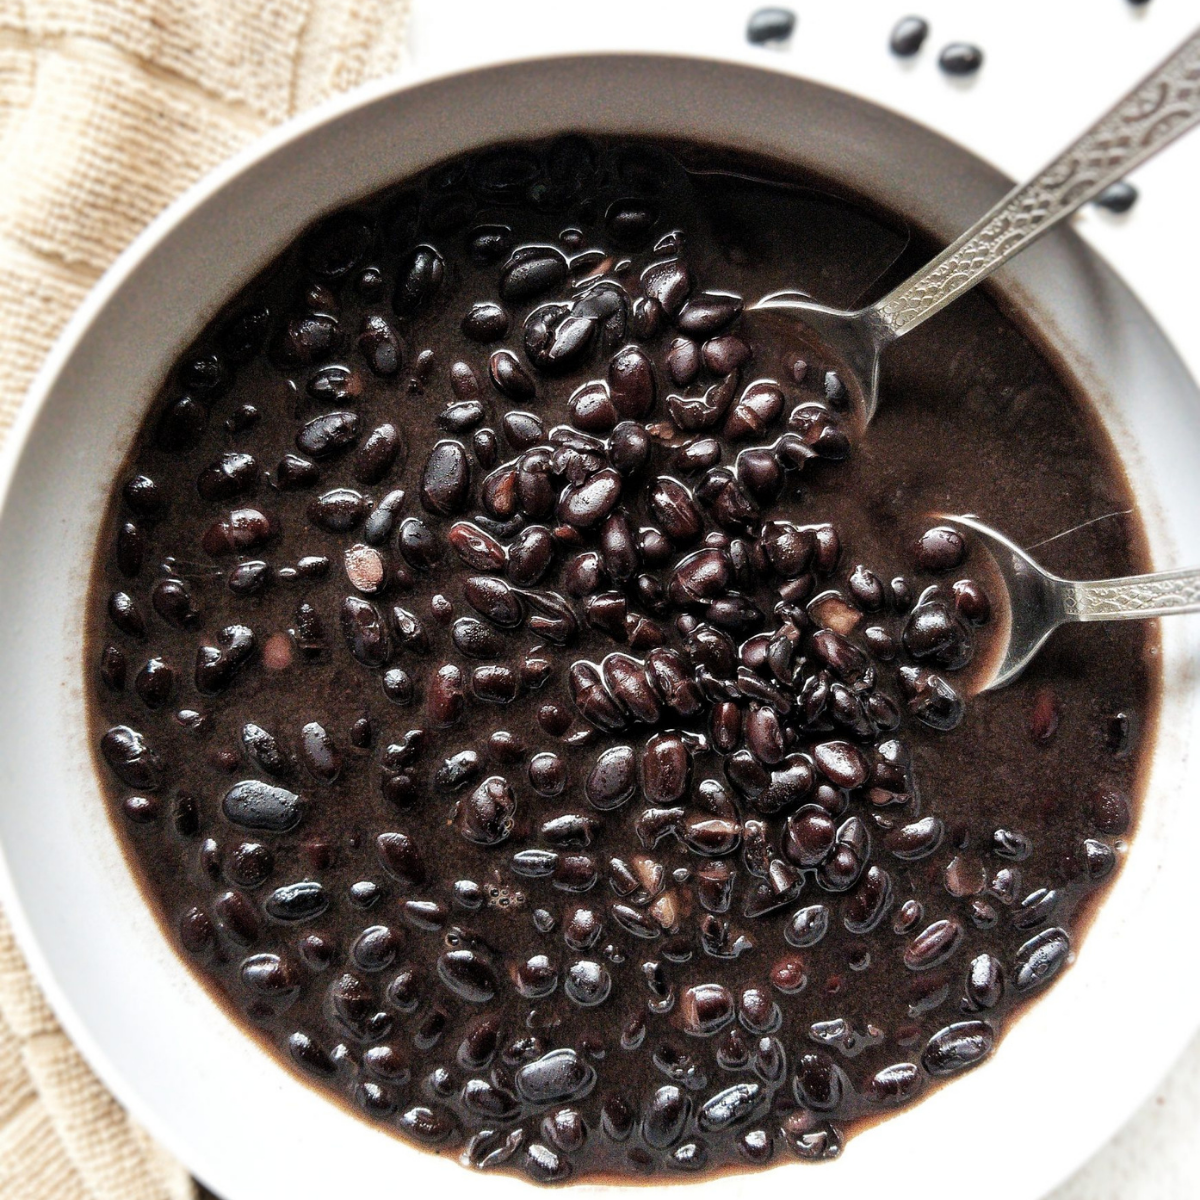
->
[0, 54, 1197, 1200]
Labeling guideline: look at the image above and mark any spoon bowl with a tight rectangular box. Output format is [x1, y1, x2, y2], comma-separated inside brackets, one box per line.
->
[945, 514, 1200, 691]
[752, 293, 889, 421]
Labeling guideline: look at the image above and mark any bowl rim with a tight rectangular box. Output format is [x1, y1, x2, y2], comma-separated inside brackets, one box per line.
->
[0, 46, 1196, 1200]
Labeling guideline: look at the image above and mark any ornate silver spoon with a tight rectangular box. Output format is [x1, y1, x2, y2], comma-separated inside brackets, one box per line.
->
[944, 515, 1200, 691]
[754, 29, 1200, 423]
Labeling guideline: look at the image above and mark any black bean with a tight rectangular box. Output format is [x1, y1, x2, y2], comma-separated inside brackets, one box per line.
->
[100, 725, 162, 789]
[565, 959, 611, 1006]
[447, 521, 504, 572]
[346, 426, 399, 487]
[305, 488, 365, 533]
[107, 591, 146, 639]
[676, 291, 742, 337]
[783, 806, 836, 867]
[463, 575, 524, 628]
[904, 918, 963, 971]
[524, 299, 601, 373]
[240, 951, 298, 997]
[438, 949, 498, 1003]
[1076, 837, 1116, 881]
[697, 1082, 763, 1132]
[639, 733, 690, 806]
[419, 440, 471, 516]
[864, 1062, 920, 1106]
[1089, 786, 1131, 835]
[196, 453, 261, 510]
[529, 752, 567, 797]
[239, 723, 289, 779]
[194, 625, 255, 693]
[275, 453, 319, 490]
[501, 410, 545, 450]
[221, 779, 301, 832]
[899, 666, 964, 731]
[641, 258, 692, 316]
[462, 301, 509, 343]
[303, 213, 372, 281]
[155, 394, 208, 452]
[965, 953, 1004, 1010]
[557, 468, 623, 528]
[642, 1084, 691, 1149]
[584, 745, 636, 810]
[505, 525, 553, 586]
[461, 1076, 519, 1119]
[488, 350, 536, 401]
[541, 814, 597, 847]
[597, 654, 656, 725]
[667, 337, 701, 387]
[439, 401, 485, 435]
[515, 1048, 595, 1104]
[845, 866, 893, 933]
[376, 831, 426, 888]
[889, 15, 929, 55]
[649, 476, 702, 543]
[134, 657, 174, 709]
[305, 365, 361, 406]
[679, 983, 734, 1037]
[296, 411, 359, 458]
[272, 312, 343, 368]
[393, 244, 445, 315]
[396, 516, 441, 571]
[939, 42, 984, 76]
[265, 881, 328, 922]
[396, 1106, 453, 1143]
[288, 1031, 336, 1077]
[602, 197, 655, 247]
[508, 854, 554, 883]
[886, 816, 944, 860]
[725, 381, 783, 441]
[499, 245, 568, 302]
[1094, 180, 1138, 214]
[608, 423, 649, 479]
[952, 578, 991, 624]
[747, 7, 795, 44]
[812, 740, 868, 789]
[785, 904, 830, 949]
[923, 1021, 994, 1075]
[123, 474, 163, 516]
[99, 644, 127, 692]
[609, 346, 656, 419]
[568, 380, 617, 432]
[455, 776, 516, 846]
[357, 313, 404, 377]
[298, 721, 341, 783]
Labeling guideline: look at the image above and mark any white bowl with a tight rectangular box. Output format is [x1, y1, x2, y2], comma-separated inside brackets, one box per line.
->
[0, 52, 1197, 1200]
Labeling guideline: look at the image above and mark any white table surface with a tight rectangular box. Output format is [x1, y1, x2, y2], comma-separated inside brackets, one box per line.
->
[399, 2, 1200, 1195]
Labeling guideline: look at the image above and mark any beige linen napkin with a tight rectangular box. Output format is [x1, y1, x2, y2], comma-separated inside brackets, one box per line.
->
[0, 1, 410, 1195]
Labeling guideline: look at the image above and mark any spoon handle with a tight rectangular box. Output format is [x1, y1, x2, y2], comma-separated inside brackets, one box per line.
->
[1067, 566, 1200, 621]
[869, 28, 1200, 339]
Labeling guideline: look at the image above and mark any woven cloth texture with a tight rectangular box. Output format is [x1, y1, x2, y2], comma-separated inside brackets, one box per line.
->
[0, 1, 410, 1195]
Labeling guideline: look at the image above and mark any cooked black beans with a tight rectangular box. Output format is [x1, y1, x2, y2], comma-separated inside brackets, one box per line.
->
[89, 134, 1152, 1184]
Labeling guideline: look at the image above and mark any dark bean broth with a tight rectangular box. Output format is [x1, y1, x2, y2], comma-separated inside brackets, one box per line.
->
[87, 137, 1157, 1183]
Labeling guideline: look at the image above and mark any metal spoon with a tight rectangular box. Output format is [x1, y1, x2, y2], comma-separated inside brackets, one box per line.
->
[944, 514, 1200, 691]
[753, 29, 1200, 424]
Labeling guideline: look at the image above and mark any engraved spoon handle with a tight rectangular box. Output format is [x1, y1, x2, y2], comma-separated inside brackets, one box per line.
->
[1067, 566, 1200, 621]
[868, 28, 1200, 340]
